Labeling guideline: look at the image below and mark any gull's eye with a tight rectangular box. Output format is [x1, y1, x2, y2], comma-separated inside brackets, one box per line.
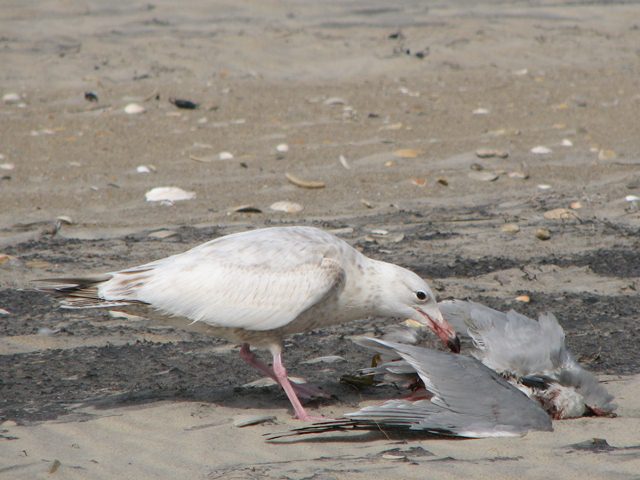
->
[415, 290, 427, 301]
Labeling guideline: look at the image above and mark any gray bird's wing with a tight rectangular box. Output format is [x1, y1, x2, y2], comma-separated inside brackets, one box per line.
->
[349, 338, 552, 437]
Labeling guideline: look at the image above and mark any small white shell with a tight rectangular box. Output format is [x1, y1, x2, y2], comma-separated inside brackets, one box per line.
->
[472, 107, 490, 115]
[145, 186, 196, 202]
[531, 146, 552, 154]
[124, 103, 145, 114]
[136, 165, 151, 173]
[218, 151, 234, 160]
[625, 195, 639, 202]
[269, 201, 303, 213]
[2, 93, 21, 104]
[561, 139, 573, 147]
[276, 143, 289, 153]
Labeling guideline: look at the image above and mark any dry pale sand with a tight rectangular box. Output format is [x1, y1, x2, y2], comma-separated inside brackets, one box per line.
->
[2, 0, 640, 479]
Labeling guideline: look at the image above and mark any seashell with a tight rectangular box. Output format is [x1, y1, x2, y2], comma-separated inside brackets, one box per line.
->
[218, 151, 234, 160]
[530, 146, 552, 154]
[544, 208, 577, 220]
[394, 149, 422, 158]
[324, 97, 346, 106]
[598, 149, 617, 161]
[285, 172, 325, 189]
[476, 148, 509, 159]
[468, 171, 498, 182]
[124, 103, 145, 114]
[535, 228, 551, 240]
[410, 177, 427, 187]
[508, 171, 529, 179]
[145, 186, 195, 202]
[515, 294, 531, 303]
[233, 415, 277, 428]
[269, 201, 303, 213]
[136, 165, 152, 173]
[561, 139, 573, 147]
[302, 355, 346, 365]
[2, 93, 21, 104]
[232, 205, 262, 213]
[472, 107, 490, 115]
[501, 223, 520, 234]
[0, 163, 15, 170]
[537, 184, 552, 190]
[625, 195, 639, 202]
[147, 229, 178, 239]
[276, 143, 289, 153]
[339, 155, 351, 169]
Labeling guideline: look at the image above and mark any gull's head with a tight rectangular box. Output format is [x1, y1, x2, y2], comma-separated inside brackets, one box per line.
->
[376, 263, 460, 353]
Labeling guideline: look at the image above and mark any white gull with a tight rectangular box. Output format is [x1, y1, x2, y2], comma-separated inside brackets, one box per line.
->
[37, 226, 459, 421]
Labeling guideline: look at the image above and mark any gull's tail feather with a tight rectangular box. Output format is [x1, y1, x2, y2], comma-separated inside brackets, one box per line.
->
[33, 275, 137, 309]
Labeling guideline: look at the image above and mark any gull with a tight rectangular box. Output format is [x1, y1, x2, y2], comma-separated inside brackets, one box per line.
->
[270, 337, 552, 439]
[36, 226, 459, 421]
[439, 300, 616, 418]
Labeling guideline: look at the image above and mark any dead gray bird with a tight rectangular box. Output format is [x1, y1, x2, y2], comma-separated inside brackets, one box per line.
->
[438, 300, 616, 419]
[271, 338, 552, 440]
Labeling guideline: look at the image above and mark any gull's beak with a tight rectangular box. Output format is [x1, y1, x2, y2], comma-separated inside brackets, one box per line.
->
[413, 305, 461, 353]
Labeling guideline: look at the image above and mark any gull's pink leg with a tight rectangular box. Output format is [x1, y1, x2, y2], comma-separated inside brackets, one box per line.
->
[271, 349, 324, 421]
[239, 343, 329, 401]
[239, 343, 276, 378]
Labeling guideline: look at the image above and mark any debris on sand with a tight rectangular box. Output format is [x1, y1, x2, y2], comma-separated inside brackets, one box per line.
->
[169, 98, 199, 109]
[233, 415, 277, 428]
[285, 172, 325, 189]
[501, 223, 520, 234]
[269, 201, 303, 213]
[145, 186, 196, 203]
[476, 148, 509, 159]
[468, 171, 498, 182]
[535, 228, 552, 240]
[531, 146, 552, 155]
[544, 208, 578, 220]
[231, 205, 263, 214]
[124, 103, 145, 114]
[394, 149, 422, 159]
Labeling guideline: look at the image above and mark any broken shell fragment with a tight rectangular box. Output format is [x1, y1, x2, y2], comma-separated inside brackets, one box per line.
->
[232, 205, 263, 213]
[468, 171, 498, 182]
[393, 149, 422, 159]
[285, 172, 325, 189]
[124, 103, 145, 114]
[515, 294, 531, 303]
[269, 201, 303, 213]
[276, 143, 289, 153]
[339, 155, 351, 170]
[145, 186, 196, 202]
[219, 151, 234, 160]
[535, 228, 551, 240]
[233, 415, 277, 428]
[598, 149, 617, 161]
[543, 208, 577, 220]
[501, 223, 520, 234]
[475, 148, 509, 159]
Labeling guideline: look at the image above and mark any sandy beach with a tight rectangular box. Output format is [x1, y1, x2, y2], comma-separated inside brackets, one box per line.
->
[1, 0, 640, 478]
